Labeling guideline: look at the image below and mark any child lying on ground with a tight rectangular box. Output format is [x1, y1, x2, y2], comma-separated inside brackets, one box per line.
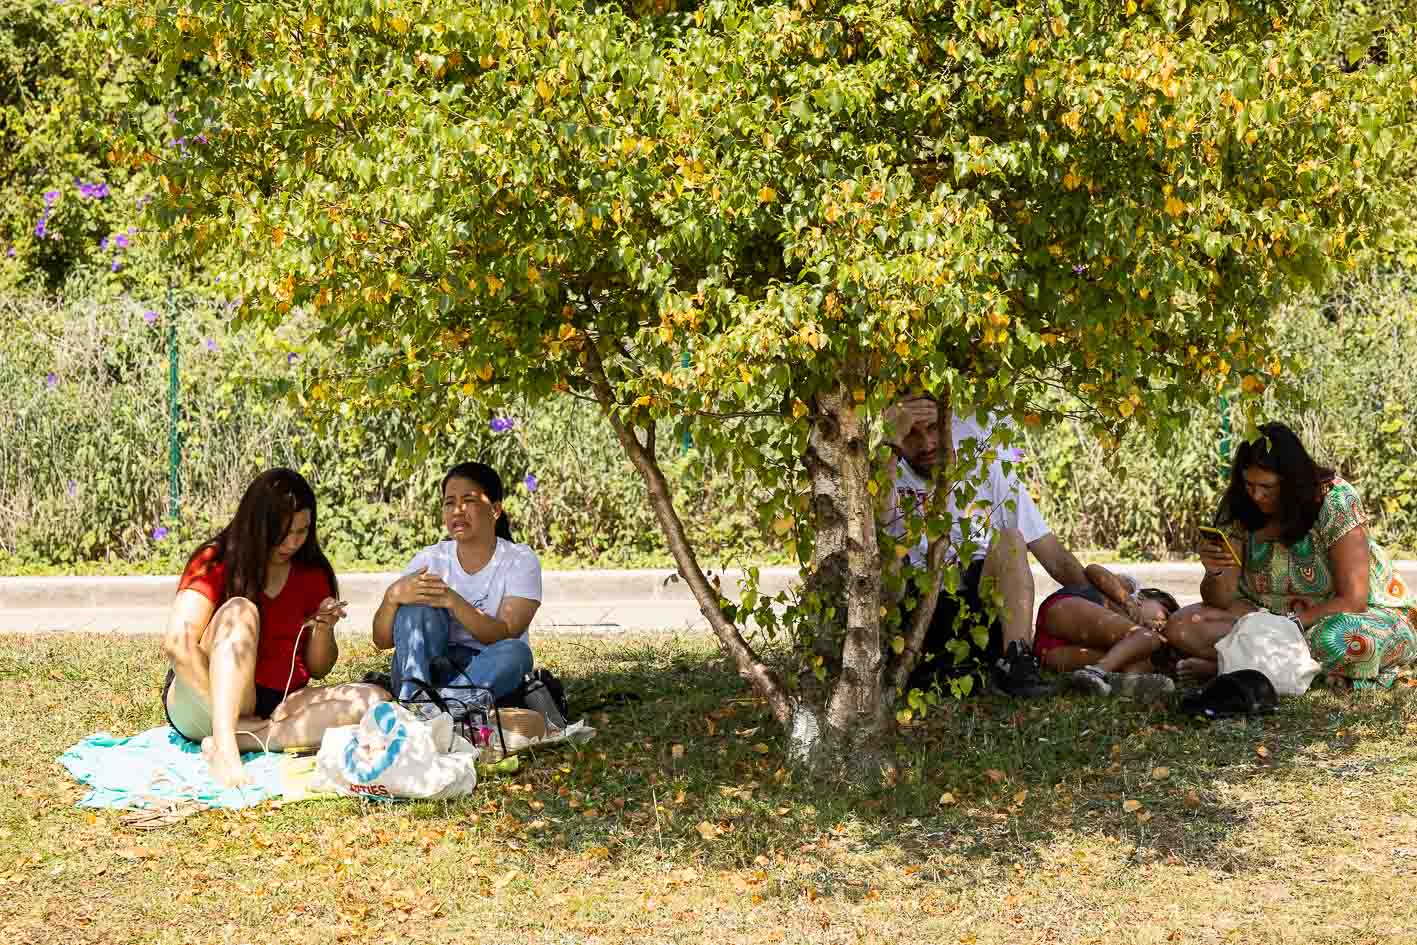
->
[1033, 564, 1179, 700]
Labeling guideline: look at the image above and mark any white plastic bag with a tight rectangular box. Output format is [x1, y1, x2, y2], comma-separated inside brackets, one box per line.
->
[313, 702, 478, 801]
[1216, 611, 1322, 697]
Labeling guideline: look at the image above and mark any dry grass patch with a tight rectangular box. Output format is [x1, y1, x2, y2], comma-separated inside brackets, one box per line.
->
[2, 632, 1415, 944]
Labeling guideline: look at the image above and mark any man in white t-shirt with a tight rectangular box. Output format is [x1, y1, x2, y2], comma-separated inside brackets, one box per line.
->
[884, 396, 1087, 697]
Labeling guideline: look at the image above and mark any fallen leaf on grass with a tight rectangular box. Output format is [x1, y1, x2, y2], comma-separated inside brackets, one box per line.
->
[1136, 811, 1153, 824]
[984, 769, 1005, 783]
[1256, 745, 1270, 759]
[1151, 766, 1170, 780]
[492, 869, 520, 890]
[751, 743, 770, 755]
[671, 744, 684, 760]
[938, 792, 957, 806]
[1012, 789, 1029, 805]
[1122, 799, 1143, 813]
[696, 820, 724, 841]
[1183, 790, 1201, 808]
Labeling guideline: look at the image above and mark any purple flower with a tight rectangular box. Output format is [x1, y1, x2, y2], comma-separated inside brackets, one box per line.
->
[196, 134, 208, 144]
[34, 217, 47, 238]
[523, 473, 539, 492]
[66, 480, 77, 498]
[1072, 264, 1087, 275]
[127, 227, 137, 236]
[115, 234, 130, 249]
[152, 526, 169, 541]
[137, 195, 152, 209]
[46, 372, 58, 389]
[205, 338, 218, 352]
[143, 310, 158, 325]
[111, 260, 122, 273]
[287, 352, 300, 365]
[100, 237, 109, 250]
[43, 190, 60, 206]
[5, 248, 14, 258]
[489, 417, 516, 433]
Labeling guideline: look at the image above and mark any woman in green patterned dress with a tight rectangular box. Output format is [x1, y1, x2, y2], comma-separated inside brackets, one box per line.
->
[1165, 423, 1417, 689]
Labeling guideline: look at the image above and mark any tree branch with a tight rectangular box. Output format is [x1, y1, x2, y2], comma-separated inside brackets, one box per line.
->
[581, 337, 792, 725]
[890, 387, 956, 693]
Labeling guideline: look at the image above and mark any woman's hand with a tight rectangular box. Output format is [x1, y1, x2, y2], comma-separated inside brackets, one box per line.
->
[1198, 539, 1238, 575]
[309, 597, 347, 632]
[386, 568, 432, 606]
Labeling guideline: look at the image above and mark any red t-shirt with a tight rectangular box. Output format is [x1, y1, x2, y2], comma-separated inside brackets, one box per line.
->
[178, 547, 334, 693]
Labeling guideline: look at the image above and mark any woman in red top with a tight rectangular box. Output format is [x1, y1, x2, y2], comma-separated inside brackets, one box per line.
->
[161, 468, 387, 788]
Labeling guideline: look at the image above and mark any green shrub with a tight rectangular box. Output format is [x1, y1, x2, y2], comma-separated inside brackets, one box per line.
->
[3, 271, 1415, 574]
[0, 280, 773, 572]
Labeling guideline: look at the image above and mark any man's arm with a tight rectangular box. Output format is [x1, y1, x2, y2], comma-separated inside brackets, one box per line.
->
[1028, 533, 1087, 588]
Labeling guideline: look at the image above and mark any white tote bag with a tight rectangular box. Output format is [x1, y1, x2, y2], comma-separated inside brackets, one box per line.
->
[1216, 611, 1323, 697]
[314, 702, 478, 801]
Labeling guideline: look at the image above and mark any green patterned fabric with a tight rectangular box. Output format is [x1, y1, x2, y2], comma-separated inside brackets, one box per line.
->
[1227, 479, 1417, 689]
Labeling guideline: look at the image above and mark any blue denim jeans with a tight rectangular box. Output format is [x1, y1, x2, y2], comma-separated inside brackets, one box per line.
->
[389, 604, 533, 705]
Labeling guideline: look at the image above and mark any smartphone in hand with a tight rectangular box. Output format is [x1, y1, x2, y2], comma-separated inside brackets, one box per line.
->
[1197, 526, 1241, 565]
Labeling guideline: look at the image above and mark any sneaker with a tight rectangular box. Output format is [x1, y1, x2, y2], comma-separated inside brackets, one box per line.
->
[1067, 665, 1112, 697]
[1104, 671, 1176, 703]
[990, 641, 1057, 698]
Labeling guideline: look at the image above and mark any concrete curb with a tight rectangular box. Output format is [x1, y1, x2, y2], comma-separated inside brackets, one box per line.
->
[3, 562, 1413, 635]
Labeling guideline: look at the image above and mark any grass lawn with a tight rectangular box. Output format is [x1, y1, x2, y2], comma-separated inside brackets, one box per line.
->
[3, 631, 1416, 944]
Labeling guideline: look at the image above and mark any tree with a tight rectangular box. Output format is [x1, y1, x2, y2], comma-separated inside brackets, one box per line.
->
[102, 0, 1416, 778]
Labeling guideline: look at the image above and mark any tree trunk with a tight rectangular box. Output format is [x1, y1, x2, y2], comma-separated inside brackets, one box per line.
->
[793, 383, 891, 780]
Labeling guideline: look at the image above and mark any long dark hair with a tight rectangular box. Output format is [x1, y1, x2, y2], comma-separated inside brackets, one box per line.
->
[184, 468, 338, 601]
[1216, 422, 1334, 545]
[442, 461, 513, 541]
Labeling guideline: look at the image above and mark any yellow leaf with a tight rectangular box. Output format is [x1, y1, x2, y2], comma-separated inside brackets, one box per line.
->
[758, 186, 776, 203]
[1051, 16, 1066, 37]
[634, 395, 652, 408]
[485, 273, 504, 294]
[462, 382, 475, 395]
[1241, 375, 1266, 395]
[1255, 745, 1270, 759]
[389, 16, 409, 34]
[1164, 196, 1186, 218]
[477, 362, 493, 381]
[895, 340, 910, 357]
[1122, 799, 1143, 812]
[866, 479, 879, 496]
[895, 707, 913, 724]
[751, 743, 770, 755]
[1012, 789, 1029, 805]
[772, 516, 793, 535]
[558, 322, 577, 341]
[535, 78, 552, 102]
[271, 225, 285, 248]
[696, 821, 720, 841]
[671, 744, 684, 760]
[1118, 399, 1135, 419]
[890, 635, 905, 655]
[938, 792, 957, 806]
[791, 400, 808, 419]
[1151, 766, 1170, 781]
[852, 387, 865, 403]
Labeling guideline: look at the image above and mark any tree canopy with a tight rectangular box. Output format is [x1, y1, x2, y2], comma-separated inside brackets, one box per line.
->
[105, 0, 1417, 774]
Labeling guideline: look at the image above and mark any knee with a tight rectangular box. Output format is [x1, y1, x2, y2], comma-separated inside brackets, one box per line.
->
[393, 603, 439, 634]
[210, 597, 260, 644]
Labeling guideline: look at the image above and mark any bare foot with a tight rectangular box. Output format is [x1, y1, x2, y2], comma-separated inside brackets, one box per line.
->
[201, 736, 252, 788]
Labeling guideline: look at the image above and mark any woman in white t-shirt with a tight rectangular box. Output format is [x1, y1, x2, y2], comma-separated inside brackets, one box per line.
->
[372, 462, 543, 716]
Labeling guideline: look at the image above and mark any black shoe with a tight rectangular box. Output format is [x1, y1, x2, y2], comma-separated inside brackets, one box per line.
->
[990, 641, 1056, 698]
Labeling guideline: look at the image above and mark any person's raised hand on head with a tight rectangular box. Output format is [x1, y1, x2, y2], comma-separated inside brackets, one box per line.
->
[883, 397, 937, 454]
